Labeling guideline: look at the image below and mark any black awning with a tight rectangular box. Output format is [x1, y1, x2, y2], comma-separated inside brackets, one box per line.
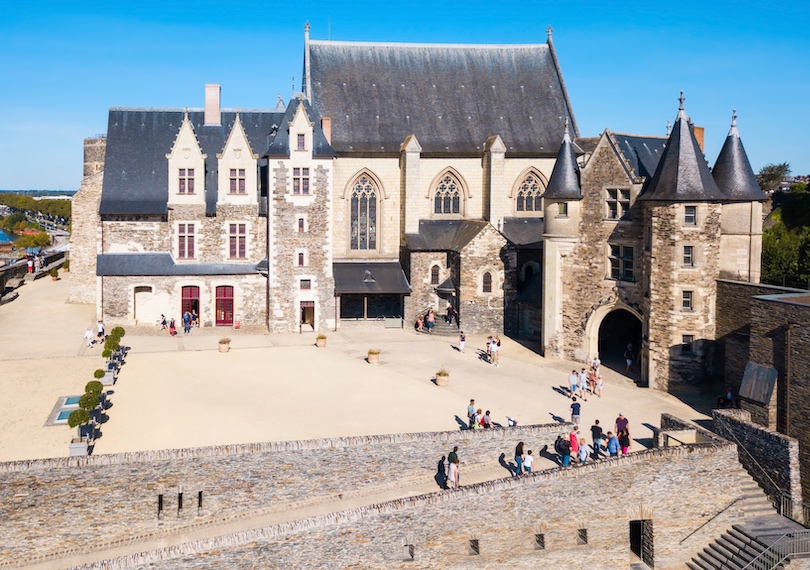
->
[435, 276, 456, 293]
[333, 262, 411, 295]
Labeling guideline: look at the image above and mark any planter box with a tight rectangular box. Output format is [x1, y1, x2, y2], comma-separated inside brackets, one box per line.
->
[316, 338, 327, 348]
[101, 372, 116, 386]
[435, 374, 449, 387]
[367, 352, 380, 364]
[69, 438, 88, 456]
[218, 344, 231, 353]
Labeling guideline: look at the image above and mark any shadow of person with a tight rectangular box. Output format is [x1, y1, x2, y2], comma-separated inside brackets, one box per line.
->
[434, 456, 448, 489]
[549, 412, 565, 423]
[552, 385, 570, 397]
[454, 416, 469, 431]
[498, 452, 516, 476]
[538, 444, 558, 465]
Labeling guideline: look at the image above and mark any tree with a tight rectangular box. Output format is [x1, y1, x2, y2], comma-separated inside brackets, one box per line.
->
[14, 232, 50, 249]
[757, 162, 791, 194]
[762, 222, 801, 285]
[790, 182, 807, 194]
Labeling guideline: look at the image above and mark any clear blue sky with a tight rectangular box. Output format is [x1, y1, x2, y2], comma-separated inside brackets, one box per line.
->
[0, 0, 808, 190]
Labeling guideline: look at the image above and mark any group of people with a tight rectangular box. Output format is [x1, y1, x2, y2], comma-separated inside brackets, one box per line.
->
[513, 441, 538, 476]
[415, 308, 435, 333]
[567, 356, 604, 400]
[484, 335, 502, 366]
[161, 311, 199, 336]
[466, 399, 496, 430]
[83, 320, 105, 347]
[555, 413, 632, 466]
[25, 252, 46, 273]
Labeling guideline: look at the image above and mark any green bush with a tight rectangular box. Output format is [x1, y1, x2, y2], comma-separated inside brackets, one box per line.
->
[101, 349, 112, 359]
[62, 259, 70, 271]
[67, 409, 90, 428]
[104, 337, 119, 351]
[93, 369, 106, 379]
[110, 326, 125, 338]
[79, 393, 98, 411]
[85, 381, 103, 397]
[49, 267, 58, 278]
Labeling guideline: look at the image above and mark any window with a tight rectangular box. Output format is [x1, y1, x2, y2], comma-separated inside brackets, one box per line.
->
[298, 252, 305, 267]
[606, 188, 631, 220]
[515, 173, 543, 212]
[350, 175, 377, 250]
[683, 245, 694, 266]
[482, 272, 493, 293]
[558, 202, 568, 217]
[297, 134, 306, 151]
[178, 223, 195, 259]
[300, 279, 312, 290]
[434, 174, 461, 214]
[682, 290, 693, 310]
[684, 205, 697, 225]
[609, 245, 634, 281]
[178, 168, 195, 194]
[229, 169, 246, 194]
[229, 223, 246, 259]
[534, 534, 545, 550]
[430, 265, 440, 285]
[681, 335, 695, 353]
[298, 218, 305, 233]
[577, 529, 588, 545]
[293, 168, 310, 195]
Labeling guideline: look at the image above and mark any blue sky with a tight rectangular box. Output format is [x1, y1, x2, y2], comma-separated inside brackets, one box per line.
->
[0, 0, 808, 189]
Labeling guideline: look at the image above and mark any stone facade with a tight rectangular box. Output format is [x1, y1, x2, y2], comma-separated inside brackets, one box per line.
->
[457, 224, 511, 334]
[68, 171, 103, 305]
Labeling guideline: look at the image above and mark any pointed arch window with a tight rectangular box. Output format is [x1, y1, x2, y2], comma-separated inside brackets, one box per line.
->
[431, 265, 440, 285]
[350, 175, 377, 250]
[516, 173, 543, 212]
[434, 174, 461, 214]
[482, 272, 493, 293]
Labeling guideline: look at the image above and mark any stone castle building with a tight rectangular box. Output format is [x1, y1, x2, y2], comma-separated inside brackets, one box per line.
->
[71, 26, 766, 392]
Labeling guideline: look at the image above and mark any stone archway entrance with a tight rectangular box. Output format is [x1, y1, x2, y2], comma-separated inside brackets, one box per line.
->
[598, 308, 642, 380]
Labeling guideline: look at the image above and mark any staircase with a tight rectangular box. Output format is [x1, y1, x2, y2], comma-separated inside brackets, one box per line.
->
[420, 318, 459, 337]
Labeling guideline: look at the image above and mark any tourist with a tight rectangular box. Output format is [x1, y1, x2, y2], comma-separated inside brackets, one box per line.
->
[592, 355, 601, 372]
[578, 368, 588, 400]
[84, 328, 94, 347]
[624, 343, 634, 373]
[578, 438, 593, 463]
[569, 427, 580, 462]
[595, 374, 603, 398]
[426, 309, 435, 333]
[568, 369, 578, 396]
[27, 257, 33, 273]
[483, 410, 492, 429]
[447, 445, 459, 471]
[445, 305, 453, 324]
[169, 318, 177, 336]
[458, 330, 465, 353]
[490, 337, 500, 367]
[474, 408, 484, 430]
[570, 396, 581, 425]
[606, 431, 620, 457]
[182, 311, 191, 334]
[486, 336, 493, 363]
[447, 458, 460, 490]
[590, 420, 603, 458]
[192, 310, 199, 327]
[467, 399, 476, 429]
[415, 315, 423, 332]
[615, 412, 629, 435]
[619, 428, 632, 455]
[555, 435, 572, 466]
[514, 441, 525, 476]
[96, 320, 105, 341]
[160, 314, 167, 329]
[524, 449, 534, 473]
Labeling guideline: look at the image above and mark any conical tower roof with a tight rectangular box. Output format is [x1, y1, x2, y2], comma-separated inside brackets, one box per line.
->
[543, 121, 582, 200]
[712, 111, 766, 201]
[639, 93, 726, 202]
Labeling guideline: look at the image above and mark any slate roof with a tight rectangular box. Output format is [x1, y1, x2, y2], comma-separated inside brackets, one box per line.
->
[611, 133, 667, 180]
[405, 220, 489, 252]
[333, 262, 411, 294]
[711, 115, 766, 201]
[100, 109, 284, 216]
[96, 253, 260, 276]
[306, 39, 578, 155]
[543, 125, 582, 200]
[265, 97, 335, 157]
[638, 102, 726, 202]
[501, 217, 544, 249]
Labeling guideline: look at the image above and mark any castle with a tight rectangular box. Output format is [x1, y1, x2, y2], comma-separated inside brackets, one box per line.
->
[71, 26, 766, 392]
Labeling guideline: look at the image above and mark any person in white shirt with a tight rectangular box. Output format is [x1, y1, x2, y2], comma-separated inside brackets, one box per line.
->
[84, 328, 94, 347]
[447, 458, 460, 489]
[523, 449, 535, 473]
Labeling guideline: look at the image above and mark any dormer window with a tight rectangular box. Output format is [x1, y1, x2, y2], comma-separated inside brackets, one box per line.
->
[297, 134, 306, 151]
[229, 169, 246, 194]
[293, 168, 310, 195]
[178, 169, 195, 194]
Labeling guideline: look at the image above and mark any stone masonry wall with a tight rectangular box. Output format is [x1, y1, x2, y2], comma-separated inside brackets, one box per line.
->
[68, 172, 103, 304]
[712, 408, 803, 504]
[0, 423, 569, 566]
[404, 251, 454, 329]
[79, 443, 741, 570]
[458, 224, 509, 334]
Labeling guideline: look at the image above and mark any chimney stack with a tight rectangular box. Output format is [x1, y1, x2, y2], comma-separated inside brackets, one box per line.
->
[692, 125, 705, 154]
[321, 117, 332, 145]
[204, 84, 221, 126]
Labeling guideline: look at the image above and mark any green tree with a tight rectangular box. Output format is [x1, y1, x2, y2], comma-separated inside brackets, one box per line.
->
[757, 162, 791, 194]
[14, 232, 50, 248]
[790, 182, 807, 194]
[762, 222, 801, 285]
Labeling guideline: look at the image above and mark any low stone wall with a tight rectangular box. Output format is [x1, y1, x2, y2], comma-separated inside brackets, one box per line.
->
[70, 442, 742, 570]
[712, 408, 802, 503]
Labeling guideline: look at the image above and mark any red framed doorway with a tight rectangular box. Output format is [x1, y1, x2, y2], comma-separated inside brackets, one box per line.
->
[181, 286, 200, 316]
[215, 286, 234, 326]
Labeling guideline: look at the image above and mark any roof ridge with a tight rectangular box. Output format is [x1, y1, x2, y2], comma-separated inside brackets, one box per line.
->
[611, 132, 668, 140]
[309, 39, 549, 49]
[109, 107, 280, 113]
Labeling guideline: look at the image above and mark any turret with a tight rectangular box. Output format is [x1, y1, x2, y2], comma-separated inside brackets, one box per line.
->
[543, 120, 582, 237]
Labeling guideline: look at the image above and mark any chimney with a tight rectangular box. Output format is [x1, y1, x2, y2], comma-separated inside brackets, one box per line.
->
[321, 117, 332, 145]
[83, 136, 107, 178]
[204, 84, 221, 126]
[692, 125, 705, 154]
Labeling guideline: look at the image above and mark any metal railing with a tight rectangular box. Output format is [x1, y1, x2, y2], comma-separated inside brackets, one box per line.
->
[772, 494, 810, 528]
[679, 497, 743, 544]
[741, 530, 810, 570]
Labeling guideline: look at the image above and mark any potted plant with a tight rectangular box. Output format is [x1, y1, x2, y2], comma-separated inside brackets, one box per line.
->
[110, 326, 125, 339]
[367, 348, 381, 364]
[62, 259, 70, 272]
[435, 366, 450, 387]
[316, 334, 327, 348]
[85, 380, 105, 409]
[49, 267, 59, 281]
[68, 409, 91, 456]
[218, 336, 231, 353]
[102, 348, 112, 360]
[93, 369, 106, 380]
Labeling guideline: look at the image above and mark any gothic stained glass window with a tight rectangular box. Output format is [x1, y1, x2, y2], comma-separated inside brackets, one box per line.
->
[434, 174, 461, 214]
[350, 175, 377, 250]
[515, 174, 543, 212]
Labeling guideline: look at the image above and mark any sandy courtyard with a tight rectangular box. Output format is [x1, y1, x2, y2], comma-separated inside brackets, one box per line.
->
[0, 273, 709, 460]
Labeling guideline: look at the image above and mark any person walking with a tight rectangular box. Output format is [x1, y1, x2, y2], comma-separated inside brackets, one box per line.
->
[578, 368, 588, 400]
[182, 311, 191, 334]
[447, 445, 459, 482]
[447, 458, 460, 490]
[459, 330, 466, 353]
[569, 427, 580, 462]
[84, 328, 94, 347]
[570, 397, 581, 425]
[426, 309, 435, 333]
[169, 318, 177, 336]
[624, 343, 634, 373]
[523, 450, 535, 473]
[486, 336, 493, 363]
[97, 320, 105, 341]
[615, 413, 629, 435]
[606, 431, 620, 457]
[554, 435, 572, 466]
[514, 441, 525, 476]
[619, 428, 632, 455]
[595, 374, 603, 398]
[568, 370, 578, 396]
[490, 337, 500, 367]
[467, 399, 476, 429]
[590, 420, 603, 458]
[160, 314, 167, 329]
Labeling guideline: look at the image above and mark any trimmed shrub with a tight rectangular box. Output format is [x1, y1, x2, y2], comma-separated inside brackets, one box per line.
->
[79, 393, 98, 411]
[62, 259, 70, 271]
[49, 267, 58, 278]
[67, 409, 90, 428]
[101, 349, 112, 359]
[85, 381, 103, 397]
[104, 337, 119, 351]
[110, 326, 125, 338]
[93, 369, 106, 379]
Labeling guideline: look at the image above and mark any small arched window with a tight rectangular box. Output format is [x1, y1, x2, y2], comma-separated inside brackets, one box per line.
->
[434, 174, 461, 214]
[516, 173, 544, 212]
[482, 272, 493, 293]
[350, 175, 377, 250]
[430, 265, 440, 285]
[298, 252, 305, 266]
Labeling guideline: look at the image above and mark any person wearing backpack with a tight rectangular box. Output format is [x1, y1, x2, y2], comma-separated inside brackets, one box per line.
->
[554, 434, 571, 466]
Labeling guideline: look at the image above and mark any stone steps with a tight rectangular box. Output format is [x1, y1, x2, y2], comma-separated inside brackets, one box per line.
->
[418, 318, 459, 337]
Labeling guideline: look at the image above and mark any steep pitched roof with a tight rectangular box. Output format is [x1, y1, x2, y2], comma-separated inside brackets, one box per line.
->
[96, 253, 260, 276]
[264, 96, 335, 157]
[611, 132, 667, 180]
[543, 124, 582, 200]
[711, 112, 766, 201]
[501, 217, 544, 248]
[638, 96, 726, 202]
[100, 109, 284, 216]
[405, 220, 489, 252]
[306, 37, 578, 155]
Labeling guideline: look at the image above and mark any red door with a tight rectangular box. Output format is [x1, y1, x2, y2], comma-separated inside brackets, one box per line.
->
[215, 286, 234, 326]
[181, 286, 200, 316]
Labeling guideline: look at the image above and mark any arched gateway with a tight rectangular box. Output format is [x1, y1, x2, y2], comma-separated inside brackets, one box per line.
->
[584, 304, 644, 383]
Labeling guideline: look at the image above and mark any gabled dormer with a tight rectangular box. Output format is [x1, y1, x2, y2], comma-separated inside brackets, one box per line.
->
[217, 113, 258, 204]
[166, 110, 207, 207]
